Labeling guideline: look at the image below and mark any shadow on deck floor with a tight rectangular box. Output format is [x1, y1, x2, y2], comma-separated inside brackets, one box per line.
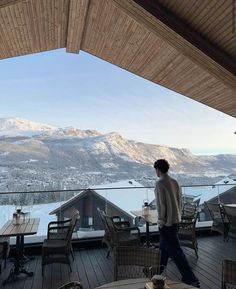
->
[0, 235, 235, 289]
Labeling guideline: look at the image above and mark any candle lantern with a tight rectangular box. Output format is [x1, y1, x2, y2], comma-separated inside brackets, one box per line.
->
[151, 275, 166, 289]
[142, 200, 150, 217]
[13, 208, 22, 225]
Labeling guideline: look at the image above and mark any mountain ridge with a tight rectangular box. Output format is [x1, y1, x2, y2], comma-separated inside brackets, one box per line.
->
[0, 117, 58, 136]
[0, 117, 235, 190]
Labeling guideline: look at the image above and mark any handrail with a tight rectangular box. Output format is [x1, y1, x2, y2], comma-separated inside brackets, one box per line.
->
[0, 183, 234, 195]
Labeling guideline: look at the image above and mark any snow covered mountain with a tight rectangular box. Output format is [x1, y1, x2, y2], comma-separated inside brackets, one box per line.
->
[0, 117, 58, 136]
[37, 127, 101, 139]
[0, 117, 235, 189]
[0, 117, 101, 139]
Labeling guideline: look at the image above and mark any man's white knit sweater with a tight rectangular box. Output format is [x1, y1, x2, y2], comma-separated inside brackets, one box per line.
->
[154, 174, 182, 227]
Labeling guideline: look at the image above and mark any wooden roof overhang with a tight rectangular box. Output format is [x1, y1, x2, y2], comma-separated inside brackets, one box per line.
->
[0, 0, 235, 117]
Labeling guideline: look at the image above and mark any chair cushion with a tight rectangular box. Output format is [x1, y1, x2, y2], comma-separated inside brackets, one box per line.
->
[43, 239, 67, 246]
[43, 239, 68, 251]
[226, 283, 236, 289]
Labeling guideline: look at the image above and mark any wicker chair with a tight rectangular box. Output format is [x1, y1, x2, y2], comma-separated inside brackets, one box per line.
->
[0, 237, 10, 273]
[223, 205, 236, 240]
[178, 203, 199, 258]
[222, 259, 236, 289]
[182, 202, 197, 217]
[42, 209, 80, 275]
[57, 281, 83, 289]
[114, 245, 161, 281]
[205, 202, 229, 241]
[112, 216, 134, 229]
[97, 208, 140, 258]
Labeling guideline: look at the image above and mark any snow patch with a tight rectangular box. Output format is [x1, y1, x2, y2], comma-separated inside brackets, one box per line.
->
[0, 152, 9, 156]
[101, 163, 118, 168]
[21, 159, 39, 163]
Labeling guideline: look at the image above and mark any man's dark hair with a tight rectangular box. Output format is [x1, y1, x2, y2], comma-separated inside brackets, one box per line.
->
[153, 159, 170, 173]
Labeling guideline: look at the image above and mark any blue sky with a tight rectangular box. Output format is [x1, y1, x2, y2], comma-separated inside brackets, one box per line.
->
[0, 49, 235, 155]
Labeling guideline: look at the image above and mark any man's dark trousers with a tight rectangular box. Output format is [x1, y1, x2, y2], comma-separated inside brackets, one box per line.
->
[159, 224, 198, 284]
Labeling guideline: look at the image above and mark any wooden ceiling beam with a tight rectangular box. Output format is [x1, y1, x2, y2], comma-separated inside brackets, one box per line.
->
[113, 0, 236, 92]
[0, 0, 23, 8]
[66, 0, 90, 54]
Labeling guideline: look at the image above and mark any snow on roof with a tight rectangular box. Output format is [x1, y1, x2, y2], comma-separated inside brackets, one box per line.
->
[193, 177, 236, 204]
[214, 177, 236, 185]
[49, 179, 155, 216]
[92, 180, 155, 215]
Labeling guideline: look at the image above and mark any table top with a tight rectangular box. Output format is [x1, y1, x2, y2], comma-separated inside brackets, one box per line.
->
[0, 218, 40, 237]
[131, 210, 158, 225]
[95, 278, 197, 289]
[224, 204, 236, 208]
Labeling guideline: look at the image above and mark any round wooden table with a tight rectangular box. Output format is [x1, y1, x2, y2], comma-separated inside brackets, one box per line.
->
[95, 278, 198, 289]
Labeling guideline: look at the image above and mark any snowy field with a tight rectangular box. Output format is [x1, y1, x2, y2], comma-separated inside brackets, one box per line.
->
[0, 178, 234, 244]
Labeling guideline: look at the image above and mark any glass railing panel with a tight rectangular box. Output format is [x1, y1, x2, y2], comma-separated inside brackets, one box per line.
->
[182, 183, 236, 226]
[0, 182, 235, 243]
[0, 190, 74, 242]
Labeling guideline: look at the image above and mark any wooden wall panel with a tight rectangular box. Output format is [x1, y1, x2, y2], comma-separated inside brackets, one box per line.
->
[66, 0, 90, 53]
[0, 0, 23, 8]
[82, 0, 236, 116]
[159, 0, 236, 60]
[0, 0, 235, 117]
[0, 0, 69, 59]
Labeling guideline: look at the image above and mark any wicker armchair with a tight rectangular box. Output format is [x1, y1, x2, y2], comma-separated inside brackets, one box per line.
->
[0, 237, 10, 273]
[222, 259, 236, 289]
[42, 209, 80, 275]
[182, 202, 197, 217]
[178, 203, 199, 258]
[112, 216, 134, 229]
[114, 246, 161, 281]
[58, 281, 83, 289]
[223, 205, 236, 240]
[97, 208, 140, 258]
[205, 202, 229, 241]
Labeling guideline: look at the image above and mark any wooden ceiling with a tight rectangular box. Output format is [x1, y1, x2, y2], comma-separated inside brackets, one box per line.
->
[0, 0, 235, 117]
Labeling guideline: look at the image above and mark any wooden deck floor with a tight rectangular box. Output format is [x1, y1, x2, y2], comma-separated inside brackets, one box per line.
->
[0, 235, 235, 289]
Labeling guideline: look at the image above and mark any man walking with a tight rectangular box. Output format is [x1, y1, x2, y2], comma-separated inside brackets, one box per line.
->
[154, 159, 200, 288]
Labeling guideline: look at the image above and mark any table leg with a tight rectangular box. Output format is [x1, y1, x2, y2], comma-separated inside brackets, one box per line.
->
[144, 221, 152, 247]
[21, 235, 35, 264]
[19, 235, 34, 273]
[3, 235, 33, 284]
[14, 236, 21, 275]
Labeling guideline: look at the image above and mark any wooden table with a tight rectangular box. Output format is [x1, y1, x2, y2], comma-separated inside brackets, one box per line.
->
[225, 204, 236, 208]
[131, 210, 157, 246]
[0, 218, 40, 283]
[95, 278, 198, 289]
[131, 210, 158, 225]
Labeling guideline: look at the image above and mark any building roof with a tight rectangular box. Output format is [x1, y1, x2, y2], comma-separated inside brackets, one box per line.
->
[49, 188, 136, 218]
[50, 179, 155, 217]
[193, 177, 236, 204]
[214, 177, 236, 185]
[0, 0, 235, 117]
[91, 180, 155, 213]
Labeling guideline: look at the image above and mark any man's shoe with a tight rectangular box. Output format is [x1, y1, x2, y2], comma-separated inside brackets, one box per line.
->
[189, 280, 200, 288]
[182, 278, 200, 288]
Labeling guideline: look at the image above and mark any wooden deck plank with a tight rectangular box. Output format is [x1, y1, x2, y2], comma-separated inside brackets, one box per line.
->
[74, 249, 91, 289]
[52, 263, 62, 289]
[93, 247, 113, 284]
[60, 258, 71, 286]
[80, 249, 99, 289]
[87, 249, 107, 286]
[33, 255, 43, 289]
[0, 235, 235, 289]
[22, 256, 38, 289]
